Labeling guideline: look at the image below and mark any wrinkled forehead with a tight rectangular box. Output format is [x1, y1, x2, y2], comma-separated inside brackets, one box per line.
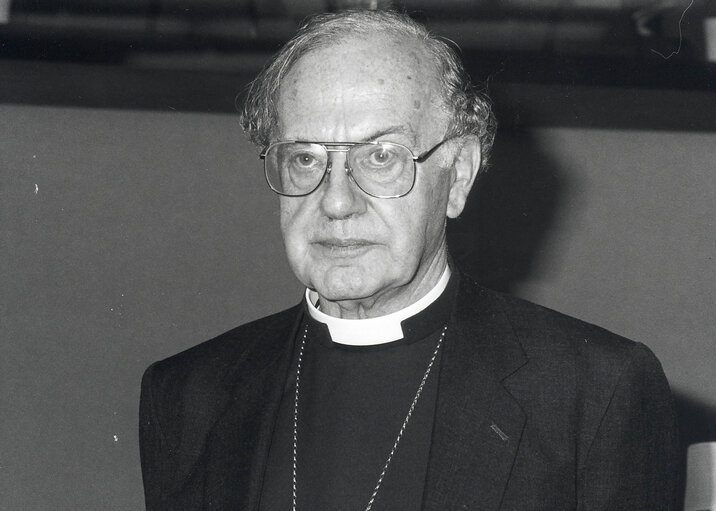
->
[275, 33, 448, 142]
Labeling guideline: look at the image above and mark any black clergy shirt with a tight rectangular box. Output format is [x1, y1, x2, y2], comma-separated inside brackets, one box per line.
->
[258, 273, 457, 511]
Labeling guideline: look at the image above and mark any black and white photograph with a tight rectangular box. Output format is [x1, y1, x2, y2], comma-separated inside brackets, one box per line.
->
[2, 0, 715, 509]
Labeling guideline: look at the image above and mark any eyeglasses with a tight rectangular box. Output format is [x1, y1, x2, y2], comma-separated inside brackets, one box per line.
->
[260, 138, 451, 199]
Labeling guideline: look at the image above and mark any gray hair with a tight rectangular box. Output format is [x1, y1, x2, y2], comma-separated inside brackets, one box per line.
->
[240, 9, 497, 168]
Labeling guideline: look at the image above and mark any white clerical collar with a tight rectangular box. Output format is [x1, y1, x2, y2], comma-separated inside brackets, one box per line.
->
[306, 265, 451, 346]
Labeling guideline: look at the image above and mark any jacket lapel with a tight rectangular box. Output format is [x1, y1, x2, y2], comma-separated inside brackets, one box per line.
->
[423, 280, 528, 510]
[202, 306, 304, 511]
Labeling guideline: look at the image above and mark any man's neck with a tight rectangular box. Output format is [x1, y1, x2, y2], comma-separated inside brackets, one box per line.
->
[306, 264, 452, 345]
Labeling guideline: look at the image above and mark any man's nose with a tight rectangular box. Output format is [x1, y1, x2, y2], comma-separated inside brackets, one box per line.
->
[318, 152, 366, 219]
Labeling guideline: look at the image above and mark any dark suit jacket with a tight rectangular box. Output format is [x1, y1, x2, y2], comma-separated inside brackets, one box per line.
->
[139, 274, 679, 510]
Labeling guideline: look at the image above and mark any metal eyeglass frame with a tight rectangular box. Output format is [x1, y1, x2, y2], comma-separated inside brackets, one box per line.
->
[259, 137, 453, 199]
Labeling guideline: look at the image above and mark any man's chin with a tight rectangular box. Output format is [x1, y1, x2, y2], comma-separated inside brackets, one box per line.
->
[310, 268, 381, 304]
[313, 284, 375, 304]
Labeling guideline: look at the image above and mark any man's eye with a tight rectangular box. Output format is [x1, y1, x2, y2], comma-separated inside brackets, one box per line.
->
[367, 149, 394, 166]
[293, 153, 318, 167]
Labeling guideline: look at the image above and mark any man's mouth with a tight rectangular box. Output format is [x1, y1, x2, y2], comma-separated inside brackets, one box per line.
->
[313, 238, 376, 255]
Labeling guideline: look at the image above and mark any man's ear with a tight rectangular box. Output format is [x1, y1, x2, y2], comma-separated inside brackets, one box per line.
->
[447, 135, 481, 219]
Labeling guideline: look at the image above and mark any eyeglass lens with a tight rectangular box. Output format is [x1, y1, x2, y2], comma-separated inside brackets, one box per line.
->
[264, 142, 415, 198]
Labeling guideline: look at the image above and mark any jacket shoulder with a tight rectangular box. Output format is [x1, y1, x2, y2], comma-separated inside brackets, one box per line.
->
[148, 304, 302, 381]
[462, 276, 639, 361]
[140, 304, 302, 446]
[456, 275, 668, 392]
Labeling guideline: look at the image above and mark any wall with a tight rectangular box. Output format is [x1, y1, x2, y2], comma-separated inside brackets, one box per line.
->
[2, 71, 714, 509]
[513, 127, 715, 405]
[1, 105, 301, 510]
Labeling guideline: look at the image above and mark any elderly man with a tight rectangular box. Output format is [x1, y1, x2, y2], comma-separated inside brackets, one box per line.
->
[139, 10, 679, 511]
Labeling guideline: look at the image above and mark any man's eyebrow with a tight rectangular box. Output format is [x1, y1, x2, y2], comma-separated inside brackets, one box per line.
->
[363, 126, 416, 144]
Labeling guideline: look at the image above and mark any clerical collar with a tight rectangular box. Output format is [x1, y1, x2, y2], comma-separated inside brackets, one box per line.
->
[305, 266, 451, 346]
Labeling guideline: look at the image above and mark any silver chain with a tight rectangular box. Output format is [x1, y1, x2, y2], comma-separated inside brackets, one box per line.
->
[292, 324, 447, 511]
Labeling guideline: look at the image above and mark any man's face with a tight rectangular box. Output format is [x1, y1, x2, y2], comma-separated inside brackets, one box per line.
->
[275, 35, 467, 316]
